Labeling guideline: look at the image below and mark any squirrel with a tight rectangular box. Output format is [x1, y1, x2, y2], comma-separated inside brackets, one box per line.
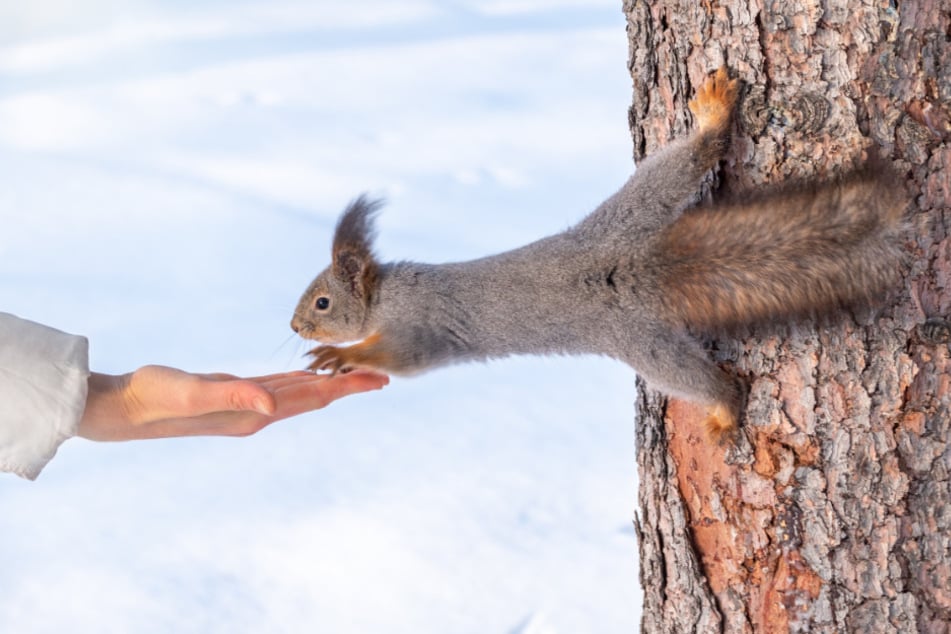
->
[290, 67, 907, 441]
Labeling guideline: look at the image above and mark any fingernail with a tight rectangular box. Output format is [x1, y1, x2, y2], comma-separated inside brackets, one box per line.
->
[253, 397, 273, 415]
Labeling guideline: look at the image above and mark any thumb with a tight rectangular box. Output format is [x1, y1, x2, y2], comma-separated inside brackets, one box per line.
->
[126, 366, 278, 422]
[191, 378, 277, 416]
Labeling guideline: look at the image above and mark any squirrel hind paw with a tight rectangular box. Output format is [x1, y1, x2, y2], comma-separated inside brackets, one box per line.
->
[703, 402, 740, 445]
[689, 65, 741, 134]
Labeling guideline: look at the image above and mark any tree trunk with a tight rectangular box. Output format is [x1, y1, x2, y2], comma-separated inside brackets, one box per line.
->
[624, 1, 951, 632]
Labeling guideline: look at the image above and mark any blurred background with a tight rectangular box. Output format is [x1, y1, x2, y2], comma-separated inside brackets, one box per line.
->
[0, 1, 641, 631]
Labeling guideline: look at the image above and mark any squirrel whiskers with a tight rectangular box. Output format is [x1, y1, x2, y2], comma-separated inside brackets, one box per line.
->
[290, 67, 908, 441]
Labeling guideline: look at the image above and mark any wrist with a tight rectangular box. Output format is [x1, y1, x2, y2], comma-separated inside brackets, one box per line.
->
[77, 372, 133, 440]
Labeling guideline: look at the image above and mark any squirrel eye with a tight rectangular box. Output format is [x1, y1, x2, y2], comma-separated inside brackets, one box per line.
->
[315, 297, 330, 310]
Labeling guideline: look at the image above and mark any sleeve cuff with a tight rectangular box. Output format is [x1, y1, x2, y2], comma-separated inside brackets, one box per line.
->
[0, 313, 90, 480]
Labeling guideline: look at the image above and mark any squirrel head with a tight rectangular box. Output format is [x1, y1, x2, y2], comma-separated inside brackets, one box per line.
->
[291, 195, 382, 343]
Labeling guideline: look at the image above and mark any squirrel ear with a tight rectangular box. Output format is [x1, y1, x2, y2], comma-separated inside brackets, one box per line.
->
[332, 194, 382, 300]
[334, 249, 377, 299]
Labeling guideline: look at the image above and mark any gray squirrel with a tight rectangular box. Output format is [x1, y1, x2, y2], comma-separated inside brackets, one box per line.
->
[290, 67, 906, 440]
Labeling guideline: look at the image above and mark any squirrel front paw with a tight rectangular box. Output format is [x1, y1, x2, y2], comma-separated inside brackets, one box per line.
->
[689, 66, 741, 134]
[305, 333, 390, 374]
[307, 345, 353, 374]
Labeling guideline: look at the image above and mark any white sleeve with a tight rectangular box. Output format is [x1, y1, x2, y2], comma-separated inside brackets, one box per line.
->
[0, 313, 89, 480]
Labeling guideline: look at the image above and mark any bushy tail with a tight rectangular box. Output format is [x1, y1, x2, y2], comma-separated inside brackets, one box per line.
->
[652, 162, 908, 330]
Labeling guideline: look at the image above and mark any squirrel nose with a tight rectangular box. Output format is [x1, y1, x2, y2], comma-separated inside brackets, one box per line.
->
[290, 318, 300, 333]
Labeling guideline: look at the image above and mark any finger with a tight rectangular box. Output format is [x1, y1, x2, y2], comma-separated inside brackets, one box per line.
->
[298, 370, 390, 398]
[242, 370, 314, 383]
[256, 370, 388, 392]
[269, 371, 389, 420]
[193, 369, 324, 386]
[196, 370, 313, 383]
[255, 373, 330, 392]
[190, 371, 386, 419]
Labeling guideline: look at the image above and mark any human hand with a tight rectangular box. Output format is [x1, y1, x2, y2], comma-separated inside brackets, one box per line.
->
[77, 365, 388, 441]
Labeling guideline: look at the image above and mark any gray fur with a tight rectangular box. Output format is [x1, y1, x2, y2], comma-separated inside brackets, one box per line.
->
[291, 114, 905, 416]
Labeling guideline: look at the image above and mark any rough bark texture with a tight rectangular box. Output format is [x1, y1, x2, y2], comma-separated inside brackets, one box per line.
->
[625, 1, 951, 632]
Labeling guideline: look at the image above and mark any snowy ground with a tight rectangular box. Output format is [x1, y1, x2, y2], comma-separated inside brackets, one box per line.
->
[0, 2, 642, 632]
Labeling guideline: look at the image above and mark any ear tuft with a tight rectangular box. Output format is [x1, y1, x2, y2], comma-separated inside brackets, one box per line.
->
[332, 194, 383, 300]
[333, 194, 383, 255]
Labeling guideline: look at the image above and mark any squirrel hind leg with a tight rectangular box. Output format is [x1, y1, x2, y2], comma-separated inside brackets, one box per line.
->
[704, 401, 740, 445]
[704, 373, 748, 445]
[688, 66, 741, 135]
[622, 328, 746, 443]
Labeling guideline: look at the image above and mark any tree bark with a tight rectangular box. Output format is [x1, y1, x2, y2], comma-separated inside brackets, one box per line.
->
[625, 1, 951, 632]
